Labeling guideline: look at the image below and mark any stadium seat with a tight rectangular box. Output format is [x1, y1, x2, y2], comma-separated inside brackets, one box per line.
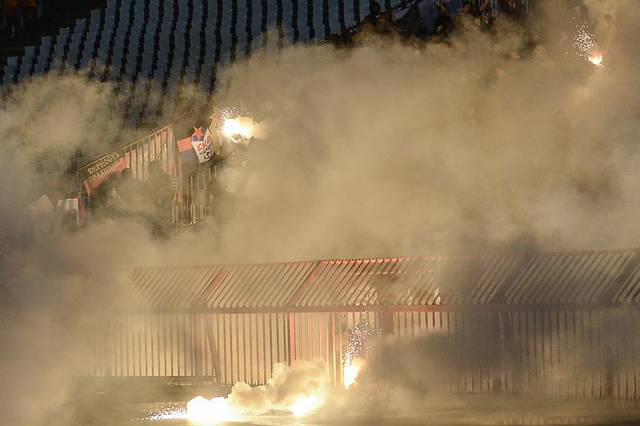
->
[250, 0, 263, 41]
[328, 0, 341, 34]
[297, 0, 310, 42]
[2, 57, 18, 85]
[344, 0, 357, 28]
[312, 0, 325, 40]
[79, 10, 102, 69]
[33, 36, 52, 74]
[359, 0, 370, 22]
[65, 18, 88, 70]
[17, 46, 36, 83]
[266, 0, 277, 30]
[50, 28, 71, 73]
[1, 0, 401, 124]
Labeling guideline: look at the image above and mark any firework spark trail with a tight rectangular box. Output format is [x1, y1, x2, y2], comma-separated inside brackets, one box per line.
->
[574, 23, 597, 54]
[342, 319, 379, 388]
[573, 22, 604, 67]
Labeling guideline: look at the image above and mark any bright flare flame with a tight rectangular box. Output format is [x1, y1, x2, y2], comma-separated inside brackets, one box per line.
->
[289, 395, 322, 417]
[343, 357, 365, 389]
[186, 396, 240, 424]
[588, 51, 604, 67]
[222, 117, 255, 139]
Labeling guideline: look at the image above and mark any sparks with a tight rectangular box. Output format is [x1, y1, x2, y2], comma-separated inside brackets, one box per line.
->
[185, 395, 241, 424]
[342, 319, 377, 388]
[573, 23, 596, 54]
[573, 22, 604, 67]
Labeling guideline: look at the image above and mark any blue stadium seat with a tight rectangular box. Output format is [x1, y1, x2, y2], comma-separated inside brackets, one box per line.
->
[328, 0, 341, 34]
[1, 0, 414, 123]
[297, 0, 310, 42]
[2, 57, 18, 85]
[237, 0, 249, 41]
[33, 36, 52, 74]
[344, 0, 357, 28]
[359, 0, 370, 22]
[250, 0, 262, 43]
[17, 46, 36, 83]
[65, 18, 87, 70]
[50, 28, 70, 73]
[312, 0, 325, 41]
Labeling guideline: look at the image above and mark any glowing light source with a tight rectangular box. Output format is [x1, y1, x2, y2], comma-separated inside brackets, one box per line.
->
[289, 395, 322, 417]
[186, 396, 240, 424]
[573, 22, 604, 67]
[343, 356, 365, 389]
[222, 117, 255, 140]
[588, 51, 604, 67]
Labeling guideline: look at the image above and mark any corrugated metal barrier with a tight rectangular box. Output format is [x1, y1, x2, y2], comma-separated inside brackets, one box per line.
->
[87, 250, 640, 401]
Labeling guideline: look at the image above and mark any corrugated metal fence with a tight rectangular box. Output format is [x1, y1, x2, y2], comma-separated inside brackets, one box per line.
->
[88, 250, 640, 401]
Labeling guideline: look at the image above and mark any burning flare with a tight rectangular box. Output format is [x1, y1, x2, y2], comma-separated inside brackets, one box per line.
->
[289, 395, 323, 416]
[222, 117, 255, 140]
[588, 50, 604, 67]
[177, 361, 327, 423]
[343, 357, 365, 389]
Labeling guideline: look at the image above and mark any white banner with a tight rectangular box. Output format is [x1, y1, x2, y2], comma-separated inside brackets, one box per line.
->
[191, 127, 214, 163]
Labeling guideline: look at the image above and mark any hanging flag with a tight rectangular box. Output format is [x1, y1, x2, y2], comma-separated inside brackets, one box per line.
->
[78, 151, 128, 194]
[178, 136, 196, 162]
[190, 127, 214, 163]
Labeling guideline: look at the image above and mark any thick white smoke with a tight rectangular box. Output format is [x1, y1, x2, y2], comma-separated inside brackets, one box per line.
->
[180, 360, 327, 423]
[229, 360, 326, 414]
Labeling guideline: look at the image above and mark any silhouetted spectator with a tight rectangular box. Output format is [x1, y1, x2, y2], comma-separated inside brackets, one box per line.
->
[432, 0, 454, 37]
[103, 172, 122, 216]
[144, 161, 173, 239]
[393, 0, 426, 39]
[499, 0, 524, 20]
[456, 0, 480, 27]
[357, 1, 397, 38]
[91, 172, 120, 220]
[477, 0, 492, 28]
[462, 0, 476, 16]
[363, 0, 382, 27]
[202, 177, 236, 228]
[117, 168, 144, 212]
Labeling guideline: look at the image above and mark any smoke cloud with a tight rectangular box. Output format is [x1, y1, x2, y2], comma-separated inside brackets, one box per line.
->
[196, 0, 640, 262]
[229, 360, 326, 414]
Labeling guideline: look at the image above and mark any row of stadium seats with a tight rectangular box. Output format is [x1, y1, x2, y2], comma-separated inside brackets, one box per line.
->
[1, 0, 384, 125]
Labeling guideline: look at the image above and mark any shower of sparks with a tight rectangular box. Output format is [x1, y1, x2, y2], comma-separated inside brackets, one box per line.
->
[186, 396, 241, 424]
[211, 106, 258, 144]
[342, 319, 379, 388]
[137, 402, 188, 421]
[574, 23, 596, 53]
[573, 23, 604, 67]
[211, 106, 243, 128]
